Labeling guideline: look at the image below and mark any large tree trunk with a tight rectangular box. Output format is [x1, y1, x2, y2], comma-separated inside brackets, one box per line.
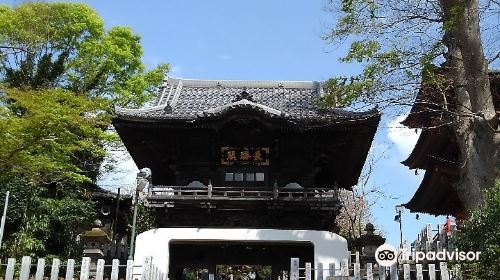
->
[440, 0, 500, 209]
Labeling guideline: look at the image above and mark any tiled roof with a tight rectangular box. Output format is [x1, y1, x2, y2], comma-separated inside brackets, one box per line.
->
[115, 77, 379, 122]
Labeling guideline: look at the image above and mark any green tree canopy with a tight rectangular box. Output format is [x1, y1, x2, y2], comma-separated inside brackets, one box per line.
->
[0, 88, 111, 184]
[0, 2, 168, 184]
[0, 178, 95, 258]
[0, 2, 168, 108]
[455, 181, 500, 279]
[0, 2, 168, 258]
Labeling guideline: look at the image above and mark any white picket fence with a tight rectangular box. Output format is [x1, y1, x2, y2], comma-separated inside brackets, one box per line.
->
[1, 255, 459, 280]
[290, 258, 455, 280]
[0, 256, 164, 280]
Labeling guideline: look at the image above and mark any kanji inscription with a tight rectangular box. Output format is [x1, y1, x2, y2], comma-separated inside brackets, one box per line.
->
[220, 147, 269, 166]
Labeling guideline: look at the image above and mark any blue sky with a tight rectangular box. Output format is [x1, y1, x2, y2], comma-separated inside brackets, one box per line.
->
[2, 0, 443, 247]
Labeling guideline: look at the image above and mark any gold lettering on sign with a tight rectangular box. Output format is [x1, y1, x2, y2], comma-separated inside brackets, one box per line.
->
[220, 147, 269, 166]
[227, 151, 237, 161]
[253, 150, 262, 161]
[240, 150, 251, 161]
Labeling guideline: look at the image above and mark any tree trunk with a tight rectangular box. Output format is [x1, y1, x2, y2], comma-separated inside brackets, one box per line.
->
[440, 0, 500, 209]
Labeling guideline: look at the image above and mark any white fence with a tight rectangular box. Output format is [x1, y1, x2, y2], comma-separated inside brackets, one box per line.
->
[290, 258, 457, 280]
[0, 255, 460, 280]
[0, 256, 163, 280]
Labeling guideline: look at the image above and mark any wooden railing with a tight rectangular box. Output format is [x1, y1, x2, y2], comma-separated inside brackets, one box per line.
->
[147, 185, 338, 202]
[148, 186, 337, 199]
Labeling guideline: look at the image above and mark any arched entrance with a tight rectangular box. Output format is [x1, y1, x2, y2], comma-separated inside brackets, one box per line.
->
[169, 240, 314, 280]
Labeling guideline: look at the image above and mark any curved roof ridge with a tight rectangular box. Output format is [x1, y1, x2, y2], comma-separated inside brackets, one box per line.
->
[166, 76, 323, 89]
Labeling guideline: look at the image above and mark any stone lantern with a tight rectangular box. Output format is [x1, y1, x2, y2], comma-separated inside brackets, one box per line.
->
[81, 220, 111, 275]
[357, 223, 385, 263]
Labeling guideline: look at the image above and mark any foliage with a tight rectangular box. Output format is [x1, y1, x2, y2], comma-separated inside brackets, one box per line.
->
[0, 176, 95, 259]
[454, 181, 500, 279]
[325, 0, 500, 213]
[336, 189, 372, 243]
[0, 2, 169, 108]
[0, 88, 111, 184]
[217, 265, 272, 280]
[335, 149, 390, 248]
[0, 2, 168, 184]
[136, 202, 157, 234]
[321, 0, 499, 109]
[0, 2, 168, 258]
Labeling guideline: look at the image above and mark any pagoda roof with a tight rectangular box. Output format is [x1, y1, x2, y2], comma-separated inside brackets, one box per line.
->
[401, 71, 500, 129]
[401, 126, 456, 170]
[115, 77, 379, 123]
[403, 160, 464, 216]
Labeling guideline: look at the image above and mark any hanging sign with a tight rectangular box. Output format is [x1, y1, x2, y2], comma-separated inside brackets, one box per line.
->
[220, 147, 269, 166]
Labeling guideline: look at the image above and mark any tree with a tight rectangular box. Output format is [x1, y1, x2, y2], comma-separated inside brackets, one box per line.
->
[336, 189, 372, 248]
[0, 2, 168, 258]
[455, 181, 500, 279]
[0, 3, 168, 183]
[0, 88, 111, 184]
[323, 0, 499, 209]
[0, 3, 168, 108]
[0, 175, 96, 258]
[335, 148, 390, 247]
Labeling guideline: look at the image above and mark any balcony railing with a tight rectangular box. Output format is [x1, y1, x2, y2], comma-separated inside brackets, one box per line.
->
[146, 185, 338, 203]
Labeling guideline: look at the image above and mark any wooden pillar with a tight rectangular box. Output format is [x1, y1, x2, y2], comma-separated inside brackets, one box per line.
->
[271, 264, 280, 280]
[172, 267, 183, 280]
[208, 262, 216, 280]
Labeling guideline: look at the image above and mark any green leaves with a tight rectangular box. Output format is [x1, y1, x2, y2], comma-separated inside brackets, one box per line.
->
[0, 177, 95, 258]
[0, 88, 110, 185]
[0, 2, 167, 259]
[341, 40, 381, 63]
[0, 3, 104, 88]
[321, 77, 374, 107]
[442, 4, 465, 31]
[340, 0, 377, 17]
[135, 203, 157, 235]
[0, 3, 103, 46]
[0, 2, 169, 183]
[322, 0, 447, 109]
[455, 181, 500, 279]
[0, 2, 168, 108]
[112, 63, 169, 108]
[320, 39, 408, 107]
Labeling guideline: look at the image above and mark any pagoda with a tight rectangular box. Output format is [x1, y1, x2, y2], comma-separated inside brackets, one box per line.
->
[113, 77, 380, 231]
[401, 72, 500, 217]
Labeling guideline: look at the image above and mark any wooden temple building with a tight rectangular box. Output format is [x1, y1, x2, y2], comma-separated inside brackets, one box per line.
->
[113, 77, 380, 231]
[113, 77, 379, 279]
[401, 72, 500, 217]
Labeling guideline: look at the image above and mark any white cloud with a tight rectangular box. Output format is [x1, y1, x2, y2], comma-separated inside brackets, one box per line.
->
[170, 65, 182, 77]
[387, 115, 421, 155]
